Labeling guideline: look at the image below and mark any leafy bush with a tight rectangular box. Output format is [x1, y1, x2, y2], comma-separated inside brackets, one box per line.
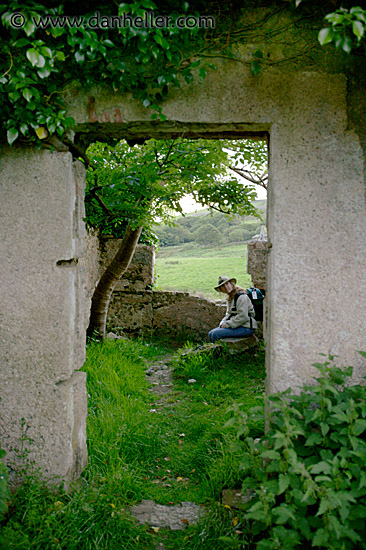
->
[225, 354, 366, 549]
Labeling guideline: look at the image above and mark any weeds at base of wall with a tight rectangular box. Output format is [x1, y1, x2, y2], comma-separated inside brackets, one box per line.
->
[0, 337, 266, 550]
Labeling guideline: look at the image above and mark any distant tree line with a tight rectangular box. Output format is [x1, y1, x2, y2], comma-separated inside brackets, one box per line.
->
[155, 201, 266, 247]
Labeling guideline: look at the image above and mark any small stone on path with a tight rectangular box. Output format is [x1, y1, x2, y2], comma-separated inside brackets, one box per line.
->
[130, 499, 203, 530]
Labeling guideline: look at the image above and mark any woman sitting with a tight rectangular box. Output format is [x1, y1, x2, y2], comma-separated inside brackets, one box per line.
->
[208, 275, 257, 343]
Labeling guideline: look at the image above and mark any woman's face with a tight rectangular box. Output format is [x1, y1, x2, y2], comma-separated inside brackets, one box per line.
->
[222, 281, 234, 294]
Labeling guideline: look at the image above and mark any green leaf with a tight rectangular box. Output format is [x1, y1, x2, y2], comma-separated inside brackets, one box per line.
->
[26, 48, 40, 67]
[218, 536, 238, 547]
[22, 88, 33, 101]
[55, 51, 66, 62]
[310, 461, 331, 475]
[352, 20, 365, 39]
[261, 450, 281, 460]
[37, 68, 51, 79]
[318, 27, 334, 45]
[40, 46, 53, 58]
[254, 50, 263, 58]
[272, 504, 296, 524]
[24, 19, 36, 37]
[312, 527, 329, 546]
[341, 36, 353, 53]
[320, 422, 329, 436]
[75, 51, 85, 63]
[353, 419, 366, 435]
[7, 127, 19, 145]
[250, 60, 261, 76]
[20, 123, 29, 135]
[278, 474, 290, 494]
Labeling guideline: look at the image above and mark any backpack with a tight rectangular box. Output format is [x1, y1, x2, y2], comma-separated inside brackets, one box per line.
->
[232, 288, 265, 322]
[245, 287, 265, 322]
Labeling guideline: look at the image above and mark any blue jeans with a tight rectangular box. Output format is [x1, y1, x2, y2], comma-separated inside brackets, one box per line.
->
[208, 326, 255, 343]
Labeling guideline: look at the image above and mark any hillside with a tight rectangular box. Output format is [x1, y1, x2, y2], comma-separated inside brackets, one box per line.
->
[154, 200, 267, 299]
[154, 200, 267, 247]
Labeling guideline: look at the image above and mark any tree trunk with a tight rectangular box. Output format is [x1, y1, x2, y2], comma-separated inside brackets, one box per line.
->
[87, 225, 143, 339]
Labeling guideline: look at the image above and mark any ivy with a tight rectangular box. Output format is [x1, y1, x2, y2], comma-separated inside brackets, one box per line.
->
[0, 0, 216, 146]
[1, 1, 364, 148]
[318, 6, 366, 54]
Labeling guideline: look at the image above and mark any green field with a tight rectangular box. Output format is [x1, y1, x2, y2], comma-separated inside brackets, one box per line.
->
[154, 242, 251, 300]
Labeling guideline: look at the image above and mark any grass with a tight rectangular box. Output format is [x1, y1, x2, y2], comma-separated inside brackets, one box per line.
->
[155, 243, 252, 300]
[1, 337, 265, 549]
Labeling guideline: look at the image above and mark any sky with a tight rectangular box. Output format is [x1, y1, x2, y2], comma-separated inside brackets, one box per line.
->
[179, 182, 267, 214]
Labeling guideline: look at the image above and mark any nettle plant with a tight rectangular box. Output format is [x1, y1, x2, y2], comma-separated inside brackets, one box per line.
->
[225, 352, 366, 550]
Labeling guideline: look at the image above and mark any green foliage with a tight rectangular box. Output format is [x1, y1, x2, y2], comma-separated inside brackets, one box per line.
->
[0, 444, 10, 520]
[1, 337, 265, 548]
[225, 354, 366, 549]
[0, 0, 217, 144]
[85, 138, 259, 238]
[156, 200, 266, 247]
[318, 7, 366, 54]
[194, 223, 223, 245]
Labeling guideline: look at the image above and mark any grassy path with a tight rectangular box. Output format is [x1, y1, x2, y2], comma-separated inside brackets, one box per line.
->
[1, 338, 265, 549]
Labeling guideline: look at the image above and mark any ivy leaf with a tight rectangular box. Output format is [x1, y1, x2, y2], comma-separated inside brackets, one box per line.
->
[40, 46, 53, 58]
[35, 126, 49, 140]
[7, 127, 19, 145]
[341, 36, 353, 53]
[20, 123, 29, 135]
[251, 60, 261, 76]
[75, 51, 85, 63]
[352, 20, 365, 40]
[26, 48, 40, 67]
[318, 27, 334, 45]
[22, 88, 33, 101]
[24, 19, 36, 37]
[55, 51, 66, 62]
[37, 67, 51, 79]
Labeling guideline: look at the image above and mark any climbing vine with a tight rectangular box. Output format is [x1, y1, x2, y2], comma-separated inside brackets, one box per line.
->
[0, 0, 218, 146]
[0, 1, 364, 148]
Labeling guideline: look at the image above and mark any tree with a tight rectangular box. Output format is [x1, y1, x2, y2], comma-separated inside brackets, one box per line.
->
[194, 223, 222, 245]
[85, 138, 259, 338]
[223, 139, 269, 191]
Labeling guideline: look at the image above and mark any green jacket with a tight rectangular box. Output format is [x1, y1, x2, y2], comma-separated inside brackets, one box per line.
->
[220, 293, 257, 330]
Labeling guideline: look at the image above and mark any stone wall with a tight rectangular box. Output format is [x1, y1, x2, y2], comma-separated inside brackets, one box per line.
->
[247, 234, 268, 291]
[0, 150, 88, 484]
[108, 289, 226, 342]
[87, 238, 227, 341]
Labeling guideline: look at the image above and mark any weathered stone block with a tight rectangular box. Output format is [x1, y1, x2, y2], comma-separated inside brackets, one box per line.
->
[0, 148, 88, 483]
[247, 239, 268, 290]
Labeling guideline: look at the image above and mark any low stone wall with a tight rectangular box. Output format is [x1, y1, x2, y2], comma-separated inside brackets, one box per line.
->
[108, 290, 226, 341]
[86, 234, 264, 342]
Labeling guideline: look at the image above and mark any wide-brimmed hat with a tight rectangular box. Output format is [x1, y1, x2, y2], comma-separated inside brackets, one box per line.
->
[214, 275, 237, 292]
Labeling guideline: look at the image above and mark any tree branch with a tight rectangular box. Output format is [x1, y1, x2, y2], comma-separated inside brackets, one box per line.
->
[229, 165, 268, 189]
